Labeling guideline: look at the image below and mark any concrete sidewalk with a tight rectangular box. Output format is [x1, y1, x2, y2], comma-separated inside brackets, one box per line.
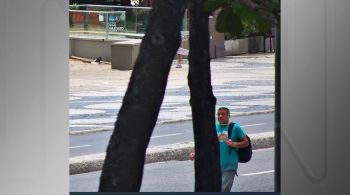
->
[70, 131, 274, 175]
[69, 53, 275, 133]
[69, 53, 275, 175]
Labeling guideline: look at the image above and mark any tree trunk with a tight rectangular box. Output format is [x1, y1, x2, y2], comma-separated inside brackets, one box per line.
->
[188, 0, 221, 192]
[99, 0, 188, 191]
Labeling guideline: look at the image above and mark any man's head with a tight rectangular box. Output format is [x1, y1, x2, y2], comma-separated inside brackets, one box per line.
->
[217, 107, 230, 124]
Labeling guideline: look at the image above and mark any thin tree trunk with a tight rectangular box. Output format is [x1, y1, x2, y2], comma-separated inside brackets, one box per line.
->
[99, 0, 188, 191]
[188, 0, 221, 191]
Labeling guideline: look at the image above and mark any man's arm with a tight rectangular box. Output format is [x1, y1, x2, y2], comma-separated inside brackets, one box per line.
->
[226, 136, 249, 148]
[189, 152, 195, 161]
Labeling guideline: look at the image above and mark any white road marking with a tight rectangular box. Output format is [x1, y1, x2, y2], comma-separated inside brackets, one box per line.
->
[241, 123, 266, 127]
[151, 133, 183, 139]
[70, 109, 106, 115]
[253, 147, 274, 152]
[70, 125, 113, 128]
[69, 145, 91, 149]
[70, 118, 116, 124]
[241, 170, 274, 176]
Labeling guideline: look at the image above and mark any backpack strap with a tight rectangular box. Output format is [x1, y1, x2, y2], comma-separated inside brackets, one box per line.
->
[227, 122, 235, 140]
[228, 122, 235, 155]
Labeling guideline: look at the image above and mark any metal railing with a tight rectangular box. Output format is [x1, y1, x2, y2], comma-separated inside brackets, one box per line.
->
[69, 4, 188, 40]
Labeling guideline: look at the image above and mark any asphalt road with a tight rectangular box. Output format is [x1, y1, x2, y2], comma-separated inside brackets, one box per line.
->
[70, 113, 274, 157]
[70, 147, 275, 192]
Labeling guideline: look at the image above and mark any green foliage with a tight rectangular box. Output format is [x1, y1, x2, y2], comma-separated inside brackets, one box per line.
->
[204, 0, 280, 39]
[216, 8, 243, 36]
[256, 15, 272, 33]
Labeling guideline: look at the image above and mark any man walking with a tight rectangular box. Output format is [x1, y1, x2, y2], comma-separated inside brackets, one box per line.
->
[217, 107, 249, 192]
[190, 107, 249, 192]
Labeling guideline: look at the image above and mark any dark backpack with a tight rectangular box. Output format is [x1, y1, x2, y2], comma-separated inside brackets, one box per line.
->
[228, 122, 252, 163]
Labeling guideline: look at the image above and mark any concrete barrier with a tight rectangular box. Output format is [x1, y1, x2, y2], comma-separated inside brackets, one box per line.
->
[111, 39, 142, 70]
[248, 36, 265, 53]
[224, 38, 249, 56]
[69, 132, 274, 175]
[69, 37, 128, 61]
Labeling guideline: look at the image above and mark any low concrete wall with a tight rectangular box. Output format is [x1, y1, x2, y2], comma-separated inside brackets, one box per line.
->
[225, 36, 276, 56]
[69, 38, 128, 61]
[248, 36, 265, 53]
[111, 39, 142, 70]
[224, 38, 249, 56]
[264, 36, 276, 52]
[249, 36, 276, 53]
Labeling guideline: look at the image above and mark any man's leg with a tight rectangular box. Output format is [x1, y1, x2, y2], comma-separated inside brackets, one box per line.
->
[221, 171, 236, 192]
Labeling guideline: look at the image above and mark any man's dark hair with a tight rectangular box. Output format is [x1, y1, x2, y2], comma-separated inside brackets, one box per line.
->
[218, 107, 230, 117]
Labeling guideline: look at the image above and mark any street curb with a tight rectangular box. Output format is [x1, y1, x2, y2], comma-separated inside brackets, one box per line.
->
[69, 132, 274, 175]
[69, 110, 275, 135]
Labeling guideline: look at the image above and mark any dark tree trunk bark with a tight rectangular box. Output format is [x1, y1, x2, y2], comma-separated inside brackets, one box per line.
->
[99, 0, 188, 191]
[188, 0, 221, 192]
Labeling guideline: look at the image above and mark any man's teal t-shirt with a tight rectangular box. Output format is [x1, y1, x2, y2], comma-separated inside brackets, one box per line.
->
[216, 123, 246, 171]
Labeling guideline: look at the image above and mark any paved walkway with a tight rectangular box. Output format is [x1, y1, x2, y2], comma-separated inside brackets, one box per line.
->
[69, 53, 276, 174]
[69, 53, 275, 134]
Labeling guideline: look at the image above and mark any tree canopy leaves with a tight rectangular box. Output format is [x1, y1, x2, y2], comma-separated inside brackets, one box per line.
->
[204, 0, 280, 38]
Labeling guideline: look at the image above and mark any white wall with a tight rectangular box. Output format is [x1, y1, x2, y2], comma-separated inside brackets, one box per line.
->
[282, 0, 350, 194]
[0, 0, 68, 194]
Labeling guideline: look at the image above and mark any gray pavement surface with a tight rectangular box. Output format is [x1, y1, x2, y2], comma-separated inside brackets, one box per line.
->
[70, 112, 274, 157]
[69, 131, 274, 175]
[70, 147, 275, 192]
[69, 53, 275, 134]
[69, 53, 276, 175]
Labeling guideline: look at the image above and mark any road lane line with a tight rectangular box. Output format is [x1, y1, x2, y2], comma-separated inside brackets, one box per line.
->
[69, 145, 91, 149]
[241, 170, 274, 176]
[254, 147, 274, 152]
[241, 123, 266, 127]
[151, 133, 183, 139]
[70, 125, 114, 128]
